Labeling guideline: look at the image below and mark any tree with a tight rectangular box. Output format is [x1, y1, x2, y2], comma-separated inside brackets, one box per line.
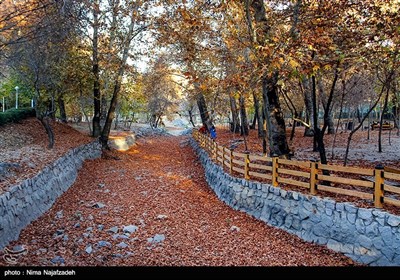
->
[5, 0, 79, 148]
[243, 0, 291, 157]
[143, 56, 179, 128]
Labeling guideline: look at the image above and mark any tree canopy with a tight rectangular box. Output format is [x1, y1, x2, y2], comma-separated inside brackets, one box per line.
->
[0, 0, 399, 160]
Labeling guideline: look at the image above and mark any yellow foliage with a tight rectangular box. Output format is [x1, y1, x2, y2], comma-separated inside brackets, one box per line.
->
[199, 84, 207, 91]
[288, 59, 300, 69]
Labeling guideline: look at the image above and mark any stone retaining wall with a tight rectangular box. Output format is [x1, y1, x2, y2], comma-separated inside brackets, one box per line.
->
[0, 141, 101, 249]
[191, 138, 400, 266]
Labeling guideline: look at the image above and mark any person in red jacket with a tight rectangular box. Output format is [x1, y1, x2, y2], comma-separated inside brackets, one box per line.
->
[199, 124, 207, 134]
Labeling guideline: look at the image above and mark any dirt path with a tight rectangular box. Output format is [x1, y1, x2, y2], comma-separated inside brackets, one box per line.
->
[1, 135, 360, 266]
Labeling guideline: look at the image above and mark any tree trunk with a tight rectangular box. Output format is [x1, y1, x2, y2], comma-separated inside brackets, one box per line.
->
[197, 92, 213, 130]
[246, 0, 289, 156]
[99, 7, 137, 149]
[262, 108, 267, 155]
[302, 77, 315, 137]
[326, 112, 335, 134]
[378, 85, 390, 153]
[281, 88, 298, 142]
[100, 94, 108, 128]
[252, 91, 263, 137]
[57, 95, 67, 123]
[188, 108, 195, 127]
[239, 93, 249, 136]
[262, 73, 290, 157]
[229, 95, 240, 133]
[39, 116, 54, 149]
[318, 77, 335, 134]
[250, 113, 257, 129]
[311, 75, 322, 154]
[92, 0, 101, 138]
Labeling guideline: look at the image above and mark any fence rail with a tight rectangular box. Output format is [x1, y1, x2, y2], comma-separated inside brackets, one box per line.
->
[193, 130, 400, 209]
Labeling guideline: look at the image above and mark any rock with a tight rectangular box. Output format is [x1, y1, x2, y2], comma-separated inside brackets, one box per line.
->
[98, 183, 105, 188]
[113, 234, 129, 240]
[55, 210, 63, 219]
[147, 234, 165, 243]
[85, 245, 93, 254]
[135, 176, 142, 180]
[107, 226, 119, 233]
[51, 256, 65, 264]
[230, 226, 240, 232]
[12, 245, 26, 252]
[74, 211, 83, 221]
[63, 234, 69, 242]
[0, 162, 21, 176]
[387, 215, 400, 227]
[97, 225, 104, 231]
[92, 202, 106, 209]
[86, 227, 93, 232]
[97, 241, 112, 248]
[88, 214, 94, 220]
[83, 233, 90, 238]
[156, 215, 168, 220]
[123, 225, 138, 233]
[141, 191, 148, 196]
[73, 223, 81, 228]
[117, 242, 129, 249]
[38, 248, 47, 254]
[54, 230, 64, 239]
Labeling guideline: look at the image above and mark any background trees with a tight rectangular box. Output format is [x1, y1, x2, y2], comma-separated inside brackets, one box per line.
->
[0, 0, 399, 163]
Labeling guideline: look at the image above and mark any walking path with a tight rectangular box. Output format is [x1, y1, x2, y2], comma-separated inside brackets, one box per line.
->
[0, 135, 360, 266]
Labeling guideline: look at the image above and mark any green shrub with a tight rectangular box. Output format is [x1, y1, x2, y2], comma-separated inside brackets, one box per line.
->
[0, 108, 36, 126]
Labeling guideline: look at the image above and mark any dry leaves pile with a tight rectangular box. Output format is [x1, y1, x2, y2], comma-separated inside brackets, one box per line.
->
[0, 118, 93, 193]
[0, 126, 360, 266]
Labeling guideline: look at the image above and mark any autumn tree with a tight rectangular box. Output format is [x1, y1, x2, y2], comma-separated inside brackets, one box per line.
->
[142, 56, 180, 128]
[5, 0, 79, 148]
[154, 0, 221, 132]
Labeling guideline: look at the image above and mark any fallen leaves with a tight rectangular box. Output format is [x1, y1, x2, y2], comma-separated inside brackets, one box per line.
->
[0, 118, 93, 193]
[0, 133, 361, 266]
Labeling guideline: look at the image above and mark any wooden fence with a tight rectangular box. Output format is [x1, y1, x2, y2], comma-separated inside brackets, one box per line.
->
[193, 129, 400, 209]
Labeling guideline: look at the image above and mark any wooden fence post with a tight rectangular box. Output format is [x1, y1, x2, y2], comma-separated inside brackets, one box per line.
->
[213, 141, 217, 160]
[272, 157, 279, 187]
[229, 149, 233, 174]
[219, 145, 223, 164]
[374, 164, 384, 208]
[310, 161, 318, 195]
[244, 152, 250, 180]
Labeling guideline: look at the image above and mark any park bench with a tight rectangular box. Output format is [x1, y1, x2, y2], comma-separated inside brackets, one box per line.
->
[371, 122, 393, 130]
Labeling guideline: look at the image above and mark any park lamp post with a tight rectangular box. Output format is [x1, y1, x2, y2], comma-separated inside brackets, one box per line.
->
[15, 86, 19, 109]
